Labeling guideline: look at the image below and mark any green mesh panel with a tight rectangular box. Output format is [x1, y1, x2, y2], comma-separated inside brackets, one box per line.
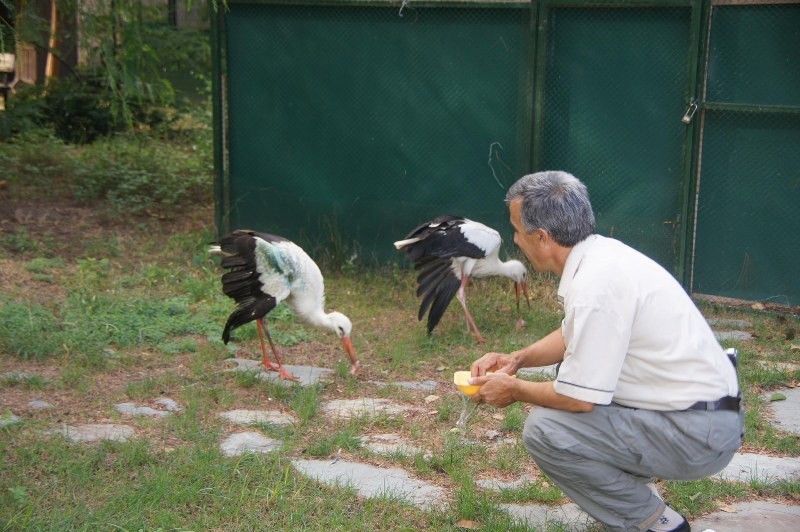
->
[222, 3, 531, 262]
[215, 1, 800, 305]
[537, 5, 693, 275]
[692, 4, 800, 306]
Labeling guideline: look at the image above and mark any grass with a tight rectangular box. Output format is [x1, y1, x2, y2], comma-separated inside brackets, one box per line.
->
[1, 131, 799, 531]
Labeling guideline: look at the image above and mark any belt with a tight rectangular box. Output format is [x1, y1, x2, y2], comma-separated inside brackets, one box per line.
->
[686, 395, 740, 412]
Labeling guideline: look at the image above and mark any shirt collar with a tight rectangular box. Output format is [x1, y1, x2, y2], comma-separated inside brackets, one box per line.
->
[557, 234, 600, 306]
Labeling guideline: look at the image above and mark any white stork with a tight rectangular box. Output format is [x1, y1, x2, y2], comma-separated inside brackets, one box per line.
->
[210, 229, 361, 380]
[394, 215, 530, 343]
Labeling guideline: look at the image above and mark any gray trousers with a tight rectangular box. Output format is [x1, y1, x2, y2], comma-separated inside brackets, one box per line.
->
[522, 403, 744, 531]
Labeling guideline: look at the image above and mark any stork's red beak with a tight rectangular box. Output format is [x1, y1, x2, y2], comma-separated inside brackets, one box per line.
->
[341, 336, 361, 376]
[515, 281, 531, 310]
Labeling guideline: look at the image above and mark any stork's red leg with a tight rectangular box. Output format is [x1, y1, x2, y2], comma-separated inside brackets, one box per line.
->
[456, 276, 486, 344]
[257, 318, 299, 382]
[255, 319, 281, 372]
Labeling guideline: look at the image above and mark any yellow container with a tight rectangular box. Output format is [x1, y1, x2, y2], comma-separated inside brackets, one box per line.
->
[453, 371, 480, 396]
[453, 370, 516, 396]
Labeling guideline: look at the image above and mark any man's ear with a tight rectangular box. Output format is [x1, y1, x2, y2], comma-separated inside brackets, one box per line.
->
[534, 228, 548, 245]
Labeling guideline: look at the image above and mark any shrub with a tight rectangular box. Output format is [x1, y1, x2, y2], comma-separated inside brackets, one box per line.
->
[70, 134, 212, 216]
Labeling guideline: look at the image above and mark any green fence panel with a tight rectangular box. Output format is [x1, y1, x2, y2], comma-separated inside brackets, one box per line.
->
[213, 1, 800, 307]
[692, 3, 800, 306]
[221, 2, 532, 263]
[535, 4, 695, 276]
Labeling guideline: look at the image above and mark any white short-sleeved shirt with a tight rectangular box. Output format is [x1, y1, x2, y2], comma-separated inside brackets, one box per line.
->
[554, 235, 739, 410]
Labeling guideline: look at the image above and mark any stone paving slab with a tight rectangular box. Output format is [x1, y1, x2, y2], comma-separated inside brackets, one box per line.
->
[225, 359, 334, 386]
[763, 387, 800, 434]
[714, 452, 800, 482]
[714, 331, 753, 341]
[360, 433, 429, 457]
[1, 412, 22, 427]
[368, 380, 440, 393]
[707, 318, 753, 329]
[115, 397, 182, 417]
[500, 502, 594, 530]
[321, 398, 413, 420]
[291, 458, 446, 509]
[690, 501, 800, 531]
[48, 424, 135, 443]
[116, 403, 172, 417]
[220, 431, 282, 457]
[219, 409, 297, 426]
[476, 474, 538, 491]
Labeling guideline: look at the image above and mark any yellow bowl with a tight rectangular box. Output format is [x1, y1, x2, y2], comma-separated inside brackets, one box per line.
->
[453, 371, 481, 396]
[453, 371, 516, 396]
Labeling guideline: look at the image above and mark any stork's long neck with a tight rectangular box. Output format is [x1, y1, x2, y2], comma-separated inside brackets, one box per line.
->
[300, 308, 337, 332]
[496, 259, 523, 279]
[471, 256, 519, 279]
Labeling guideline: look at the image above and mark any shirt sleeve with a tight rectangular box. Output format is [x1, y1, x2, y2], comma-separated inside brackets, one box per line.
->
[554, 304, 632, 405]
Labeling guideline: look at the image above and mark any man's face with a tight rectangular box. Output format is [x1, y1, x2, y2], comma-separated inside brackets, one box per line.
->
[509, 199, 543, 271]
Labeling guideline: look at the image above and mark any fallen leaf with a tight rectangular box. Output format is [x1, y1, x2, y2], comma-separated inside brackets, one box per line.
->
[492, 413, 505, 421]
[717, 502, 736, 513]
[484, 430, 501, 441]
[455, 519, 481, 529]
[770, 393, 787, 402]
[424, 395, 440, 404]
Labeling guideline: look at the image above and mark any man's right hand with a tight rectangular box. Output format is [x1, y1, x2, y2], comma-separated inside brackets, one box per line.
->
[470, 352, 518, 377]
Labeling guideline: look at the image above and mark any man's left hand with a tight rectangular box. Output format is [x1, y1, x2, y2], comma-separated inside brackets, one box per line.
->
[470, 373, 518, 408]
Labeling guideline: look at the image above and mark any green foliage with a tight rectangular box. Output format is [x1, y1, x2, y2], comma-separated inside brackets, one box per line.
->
[0, 85, 50, 140]
[70, 134, 212, 215]
[0, 129, 74, 191]
[0, 300, 63, 360]
[44, 71, 120, 144]
[1, 0, 212, 143]
[306, 428, 362, 457]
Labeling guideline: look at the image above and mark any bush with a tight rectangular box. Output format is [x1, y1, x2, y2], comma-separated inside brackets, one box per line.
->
[44, 71, 120, 144]
[71, 134, 212, 216]
[0, 84, 50, 141]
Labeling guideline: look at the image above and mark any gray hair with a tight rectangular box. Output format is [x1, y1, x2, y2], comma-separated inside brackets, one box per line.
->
[505, 171, 595, 247]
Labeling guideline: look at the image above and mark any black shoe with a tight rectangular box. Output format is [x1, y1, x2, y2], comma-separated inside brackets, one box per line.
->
[647, 515, 691, 532]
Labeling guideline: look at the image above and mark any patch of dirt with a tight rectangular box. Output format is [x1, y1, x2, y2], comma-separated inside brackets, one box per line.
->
[0, 258, 70, 305]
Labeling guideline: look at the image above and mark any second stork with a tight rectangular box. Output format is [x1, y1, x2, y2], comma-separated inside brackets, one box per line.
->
[394, 215, 530, 343]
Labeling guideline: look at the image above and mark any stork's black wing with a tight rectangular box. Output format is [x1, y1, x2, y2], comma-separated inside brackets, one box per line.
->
[217, 231, 280, 343]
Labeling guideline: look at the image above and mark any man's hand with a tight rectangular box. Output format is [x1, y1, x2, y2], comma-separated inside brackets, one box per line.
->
[470, 373, 517, 408]
[470, 352, 518, 377]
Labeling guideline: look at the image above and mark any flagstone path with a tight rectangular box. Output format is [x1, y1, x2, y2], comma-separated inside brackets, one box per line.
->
[3, 319, 800, 530]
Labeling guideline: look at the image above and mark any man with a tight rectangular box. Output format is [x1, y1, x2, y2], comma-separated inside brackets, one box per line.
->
[469, 171, 742, 532]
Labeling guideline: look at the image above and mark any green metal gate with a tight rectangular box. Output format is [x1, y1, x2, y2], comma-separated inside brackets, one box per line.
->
[213, 0, 800, 306]
[690, 2, 800, 306]
[532, 1, 701, 278]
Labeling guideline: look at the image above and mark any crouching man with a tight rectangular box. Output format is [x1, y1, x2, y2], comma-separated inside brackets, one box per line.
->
[470, 171, 743, 532]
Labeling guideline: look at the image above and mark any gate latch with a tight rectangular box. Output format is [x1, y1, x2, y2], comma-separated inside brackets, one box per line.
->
[681, 100, 699, 124]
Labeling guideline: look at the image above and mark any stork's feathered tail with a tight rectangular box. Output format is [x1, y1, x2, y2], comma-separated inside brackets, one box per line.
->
[415, 256, 461, 333]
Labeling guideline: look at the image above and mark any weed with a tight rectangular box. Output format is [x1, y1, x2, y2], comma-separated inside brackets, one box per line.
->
[1, 373, 50, 390]
[306, 428, 362, 457]
[501, 402, 526, 433]
[290, 385, 322, 423]
[0, 300, 63, 360]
